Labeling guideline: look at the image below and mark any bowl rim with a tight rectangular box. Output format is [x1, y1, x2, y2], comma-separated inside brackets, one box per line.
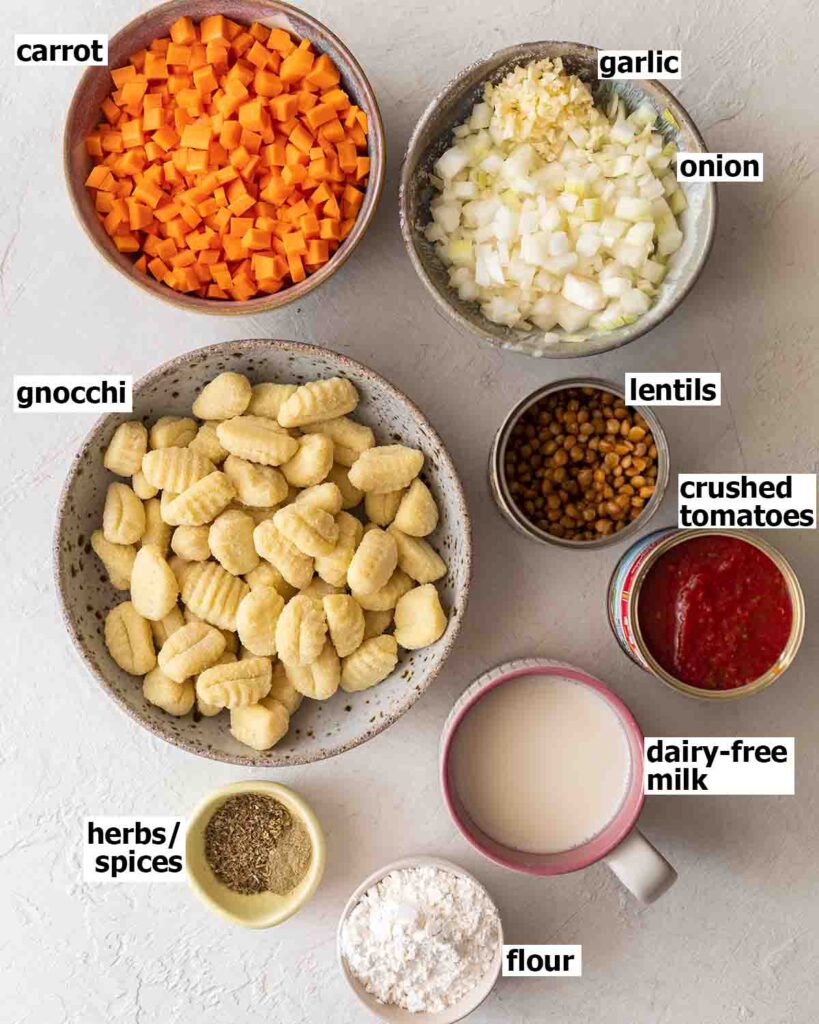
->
[398, 39, 718, 358]
[185, 779, 326, 928]
[337, 855, 503, 1022]
[63, 0, 386, 316]
[53, 338, 472, 767]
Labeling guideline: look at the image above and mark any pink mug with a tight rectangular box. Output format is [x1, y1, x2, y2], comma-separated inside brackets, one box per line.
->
[440, 658, 676, 903]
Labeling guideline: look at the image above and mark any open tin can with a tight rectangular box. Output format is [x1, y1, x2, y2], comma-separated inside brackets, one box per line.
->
[608, 527, 806, 700]
[489, 377, 670, 549]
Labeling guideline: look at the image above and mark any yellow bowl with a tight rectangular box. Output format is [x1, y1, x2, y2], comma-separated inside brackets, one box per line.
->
[186, 780, 325, 928]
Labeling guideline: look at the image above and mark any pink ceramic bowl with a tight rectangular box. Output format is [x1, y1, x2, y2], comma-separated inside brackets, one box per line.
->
[440, 657, 677, 902]
[63, 0, 385, 315]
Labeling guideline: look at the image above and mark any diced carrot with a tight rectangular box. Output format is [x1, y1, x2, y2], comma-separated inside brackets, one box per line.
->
[289, 123, 314, 155]
[280, 48, 314, 84]
[321, 88, 350, 112]
[268, 28, 295, 54]
[200, 15, 228, 44]
[144, 52, 168, 79]
[305, 54, 340, 91]
[238, 97, 267, 131]
[336, 140, 357, 174]
[287, 252, 305, 282]
[170, 16, 196, 45]
[254, 70, 283, 98]
[319, 218, 341, 241]
[305, 102, 335, 131]
[246, 41, 271, 69]
[305, 238, 329, 264]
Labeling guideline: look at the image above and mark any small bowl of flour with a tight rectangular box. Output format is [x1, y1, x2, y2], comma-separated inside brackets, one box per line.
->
[338, 856, 503, 1022]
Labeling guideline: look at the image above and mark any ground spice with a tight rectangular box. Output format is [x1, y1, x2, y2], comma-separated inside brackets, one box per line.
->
[204, 793, 312, 896]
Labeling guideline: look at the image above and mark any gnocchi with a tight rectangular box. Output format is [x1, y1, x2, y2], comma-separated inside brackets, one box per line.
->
[393, 479, 439, 537]
[192, 372, 252, 421]
[277, 377, 359, 428]
[223, 454, 288, 508]
[157, 620, 226, 682]
[393, 584, 447, 649]
[104, 421, 148, 477]
[323, 594, 365, 657]
[348, 445, 424, 494]
[236, 586, 284, 657]
[104, 601, 156, 675]
[217, 415, 298, 466]
[103, 482, 146, 545]
[195, 656, 272, 709]
[275, 595, 327, 667]
[341, 635, 399, 692]
[281, 433, 334, 488]
[91, 370, 450, 752]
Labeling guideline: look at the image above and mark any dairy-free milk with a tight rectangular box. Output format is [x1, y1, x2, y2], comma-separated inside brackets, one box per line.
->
[450, 675, 632, 854]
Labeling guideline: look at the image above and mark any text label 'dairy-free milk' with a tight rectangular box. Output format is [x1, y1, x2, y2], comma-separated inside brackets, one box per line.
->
[449, 676, 631, 854]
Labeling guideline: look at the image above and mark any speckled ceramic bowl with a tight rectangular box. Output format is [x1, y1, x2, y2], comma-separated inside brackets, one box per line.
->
[54, 339, 471, 766]
[64, 0, 385, 315]
[399, 41, 717, 357]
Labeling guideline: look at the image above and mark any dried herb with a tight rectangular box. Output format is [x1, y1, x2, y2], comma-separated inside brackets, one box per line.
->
[204, 793, 311, 896]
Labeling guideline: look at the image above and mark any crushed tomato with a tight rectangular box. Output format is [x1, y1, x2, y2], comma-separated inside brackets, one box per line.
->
[637, 535, 792, 690]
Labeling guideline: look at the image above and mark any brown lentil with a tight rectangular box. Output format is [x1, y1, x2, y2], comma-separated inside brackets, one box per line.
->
[503, 387, 658, 542]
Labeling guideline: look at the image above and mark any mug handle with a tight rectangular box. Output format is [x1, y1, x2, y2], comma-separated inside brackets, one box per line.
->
[604, 828, 677, 903]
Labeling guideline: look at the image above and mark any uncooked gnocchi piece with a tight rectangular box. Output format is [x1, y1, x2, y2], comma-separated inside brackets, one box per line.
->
[300, 416, 375, 467]
[181, 560, 249, 631]
[268, 661, 303, 713]
[394, 584, 448, 649]
[281, 434, 334, 488]
[188, 422, 228, 464]
[314, 511, 363, 587]
[244, 561, 297, 600]
[296, 482, 343, 515]
[160, 489, 180, 524]
[247, 382, 298, 419]
[325, 463, 363, 509]
[130, 544, 179, 621]
[171, 525, 211, 561]
[149, 416, 198, 450]
[209, 509, 259, 576]
[142, 447, 215, 493]
[140, 497, 171, 554]
[162, 472, 236, 527]
[275, 595, 327, 666]
[230, 698, 290, 750]
[236, 586, 284, 656]
[150, 606, 185, 647]
[348, 445, 424, 494]
[168, 555, 194, 589]
[103, 483, 146, 545]
[91, 530, 136, 590]
[143, 668, 195, 716]
[223, 454, 288, 508]
[195, 651, 237, 717]
[132, 470, 158, 500]
[352, 569, 414, 611]
[363, 608, 393, 640]
[104, 601, 156, 675]
[157, 620, 226, 682]
[192, 372, 252, 421]
[277, 377, 359, 428]
[274, 503, 339, 558]
[393, 478, 439, 537]
[196, 656, 272, 709]
[104, 421, 148, 477]
[389, 527, 447, 583]
[341, 635, 398, 692]
[253, 520, 314, 590]
[323, 594, 365, 657]
[217, 416, 298, 466]
[347, 528, 398, 596]
[285, 640, 340, 699]
[364, 489, 405, 527]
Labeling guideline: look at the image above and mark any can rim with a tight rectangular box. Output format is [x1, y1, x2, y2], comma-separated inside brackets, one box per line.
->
[490, 377, 670, 550]
[620, 528, 806, 700]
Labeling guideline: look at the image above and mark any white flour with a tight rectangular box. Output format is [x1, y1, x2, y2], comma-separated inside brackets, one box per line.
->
[340, 865, 501, 1013]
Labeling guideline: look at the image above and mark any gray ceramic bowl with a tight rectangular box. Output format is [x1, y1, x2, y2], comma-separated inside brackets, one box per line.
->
[399, 41, 717, 357]
[64, 0, 385, 315]
[54, 340, 471, 766]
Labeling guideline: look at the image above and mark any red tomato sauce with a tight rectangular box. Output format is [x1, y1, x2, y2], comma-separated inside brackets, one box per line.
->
[637, 535, 793, 689]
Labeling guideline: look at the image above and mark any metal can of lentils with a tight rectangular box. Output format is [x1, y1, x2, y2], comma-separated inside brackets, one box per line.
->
[608, 527, 806, 700]
[489, 377, 670, 549]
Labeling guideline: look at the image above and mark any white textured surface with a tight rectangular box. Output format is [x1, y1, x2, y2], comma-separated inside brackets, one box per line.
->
[2, 0, 818, 1021]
